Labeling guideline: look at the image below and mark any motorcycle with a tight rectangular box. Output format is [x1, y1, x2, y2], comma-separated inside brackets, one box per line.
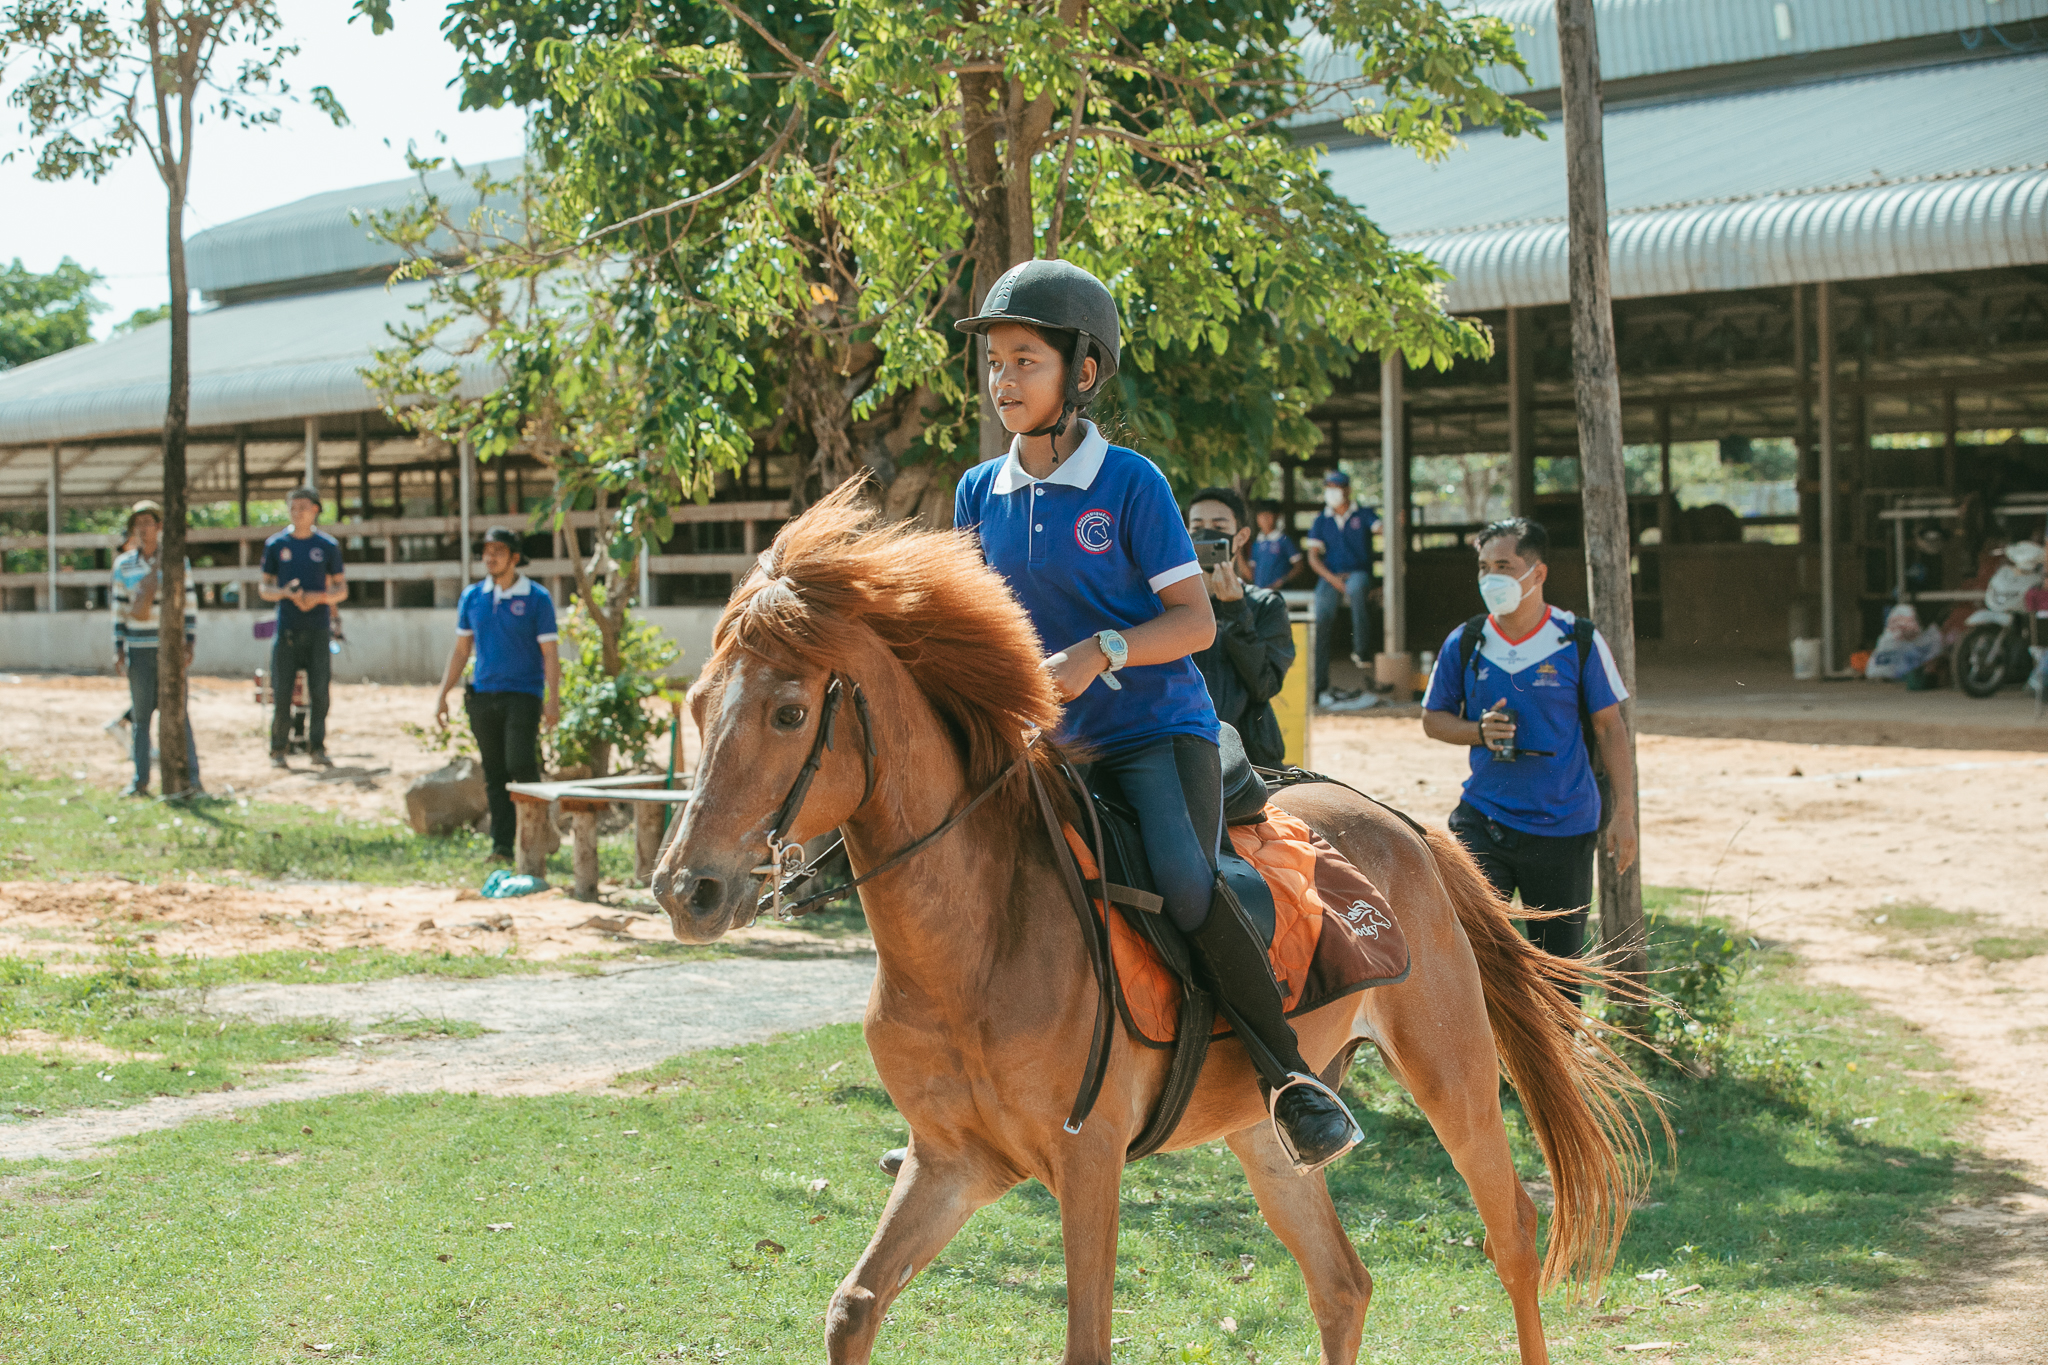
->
[1952, 542, 2045, 698]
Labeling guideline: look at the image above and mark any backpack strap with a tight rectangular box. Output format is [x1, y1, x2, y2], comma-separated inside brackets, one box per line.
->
[1455, 613, 1489, 720]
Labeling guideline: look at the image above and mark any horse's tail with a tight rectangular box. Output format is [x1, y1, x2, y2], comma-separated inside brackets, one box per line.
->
[1422, 823, 1665, 1294]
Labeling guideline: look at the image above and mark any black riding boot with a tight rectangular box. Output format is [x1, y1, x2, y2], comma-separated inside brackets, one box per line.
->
[1188, 879, 1362, 1171]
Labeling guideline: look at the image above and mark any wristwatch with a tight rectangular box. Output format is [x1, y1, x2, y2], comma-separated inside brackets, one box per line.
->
[1095, 629, 1128, 692]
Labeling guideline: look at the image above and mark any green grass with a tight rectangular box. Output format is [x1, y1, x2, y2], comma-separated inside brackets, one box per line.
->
[1970, 935, 2048, 962]
[0, 919, 2014, 1363]
[0, 765, 642, 889]
[1865, 902, 1975, 935]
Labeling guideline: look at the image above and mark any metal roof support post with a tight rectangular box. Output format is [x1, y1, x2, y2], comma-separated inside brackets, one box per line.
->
[1507, 307, 1536, 517]
[235, 429, 250, 526]
[638, 545, 652, 607]
[1818, 281, 1839, 675]
[1379, 352, 1407, 662]
[303, 417, 320, 496]
[459, 438, 475, 586]
[45, 446, 60, 613]
[1656, 401, 1673, 546]
[356, 414, 372, 521]
[1941, 389, 1958, 495]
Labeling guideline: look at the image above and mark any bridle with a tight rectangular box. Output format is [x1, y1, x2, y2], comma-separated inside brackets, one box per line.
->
[750, 672, 1025, 922]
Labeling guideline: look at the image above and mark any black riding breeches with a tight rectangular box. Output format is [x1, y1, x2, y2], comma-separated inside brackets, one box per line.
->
[1090, 735, 1223, 932]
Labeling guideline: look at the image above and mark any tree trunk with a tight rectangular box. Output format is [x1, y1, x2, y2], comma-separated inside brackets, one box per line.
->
[157, 160, 194, 799]
[1556, 0, 1644, 990]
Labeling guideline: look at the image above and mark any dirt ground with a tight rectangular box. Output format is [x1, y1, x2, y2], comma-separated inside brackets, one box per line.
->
[1, 679, 2044, 1358]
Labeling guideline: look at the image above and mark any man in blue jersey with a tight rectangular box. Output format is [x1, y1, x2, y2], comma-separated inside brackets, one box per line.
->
[259, 487, 347, 769]
[1304, 469, 1378, 705]
[434, 528, 561, 862]
[1421, 518, 1637, 989]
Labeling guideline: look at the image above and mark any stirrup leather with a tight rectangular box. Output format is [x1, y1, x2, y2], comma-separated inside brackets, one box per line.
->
[1267, 1071, 1364, 1175]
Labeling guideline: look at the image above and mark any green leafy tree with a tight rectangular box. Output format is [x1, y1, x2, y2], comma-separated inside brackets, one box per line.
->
[2, 0, 348, 798]
[551, 583, 684, 775]
[112, 300, 171, 333]
[0, 256, 102, 367]
[355, 0, 1536, 513]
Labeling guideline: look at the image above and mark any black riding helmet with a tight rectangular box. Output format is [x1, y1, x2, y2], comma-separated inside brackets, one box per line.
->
[956, 259, 1122, 439]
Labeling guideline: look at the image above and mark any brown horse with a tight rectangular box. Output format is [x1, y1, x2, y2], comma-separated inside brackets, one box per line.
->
[653, 486, 1656, 1365]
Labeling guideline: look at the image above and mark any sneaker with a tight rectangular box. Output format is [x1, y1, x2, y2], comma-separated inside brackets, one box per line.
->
[270, 753, 290, 770]
[120, 783, 148, 798]
[308, 751, 334, 769]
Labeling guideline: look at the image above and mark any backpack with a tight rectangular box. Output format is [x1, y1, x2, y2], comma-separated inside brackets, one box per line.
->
[1455, 612, 1613, 832]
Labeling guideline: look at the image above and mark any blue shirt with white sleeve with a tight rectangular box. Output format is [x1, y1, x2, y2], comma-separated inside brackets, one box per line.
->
[1421, 606, 1627, 837]
[955, 420, 1220, 756]
[456, 575, 560, 696]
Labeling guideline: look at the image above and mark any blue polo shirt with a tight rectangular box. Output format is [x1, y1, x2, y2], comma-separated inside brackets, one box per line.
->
[456, 574, 560, 696]
[1249, 530, 1300, 588]
[1307, 505, 1376, 576]
[956, 421, 1219, 756]
[1422, 607, 1628, 837]
[261, 528, 344, 631]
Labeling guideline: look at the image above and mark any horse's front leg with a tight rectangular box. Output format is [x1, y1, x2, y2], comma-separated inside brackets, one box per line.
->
[1047, 1134, 1127, 1365]
[826, 1144, 1010, 1364]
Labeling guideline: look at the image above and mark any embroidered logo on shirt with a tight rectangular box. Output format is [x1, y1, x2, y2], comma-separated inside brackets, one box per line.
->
[1535, 661, 1563, 686]
[279, 548, 292, 562]
[509, 601, 525, 616]
[1074, 509, 1114, 554]
[310, 549, 324, 563]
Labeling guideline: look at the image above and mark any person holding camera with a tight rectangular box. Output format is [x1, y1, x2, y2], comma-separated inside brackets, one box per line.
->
[1420, 518, 1637, 986]
[1186, 488, 1297, 768]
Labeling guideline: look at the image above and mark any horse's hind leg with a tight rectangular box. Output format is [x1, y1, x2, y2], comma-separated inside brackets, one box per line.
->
[1226, 1120, 1371, 1365]
[825, 1149, 1007, 1363]
[1379, 1025, 1549, 1364]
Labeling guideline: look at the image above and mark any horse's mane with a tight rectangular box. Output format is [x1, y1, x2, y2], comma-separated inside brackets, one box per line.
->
[706, 479, 1066, 798]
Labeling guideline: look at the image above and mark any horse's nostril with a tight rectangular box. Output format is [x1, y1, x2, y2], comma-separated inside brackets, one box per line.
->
[690, 876, 724, 913]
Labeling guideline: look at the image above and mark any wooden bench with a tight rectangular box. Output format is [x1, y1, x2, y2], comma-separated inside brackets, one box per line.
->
[505, 776, 693, 901]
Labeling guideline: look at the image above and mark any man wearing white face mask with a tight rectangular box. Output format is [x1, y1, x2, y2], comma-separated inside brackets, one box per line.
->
[1420, 518, 1638, 997]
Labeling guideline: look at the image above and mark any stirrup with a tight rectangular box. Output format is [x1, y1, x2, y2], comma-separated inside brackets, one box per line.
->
[1268, 1071, 1364, 1175]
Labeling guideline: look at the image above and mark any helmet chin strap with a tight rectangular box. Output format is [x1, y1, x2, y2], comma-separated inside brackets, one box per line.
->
[1024, 331, 1096, 442]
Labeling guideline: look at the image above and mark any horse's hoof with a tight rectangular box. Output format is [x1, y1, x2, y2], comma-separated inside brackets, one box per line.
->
[878, 1147, 906, 1177]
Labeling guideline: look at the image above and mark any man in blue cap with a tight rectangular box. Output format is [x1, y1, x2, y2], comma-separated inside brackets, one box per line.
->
[1305, 469, 1379, 706]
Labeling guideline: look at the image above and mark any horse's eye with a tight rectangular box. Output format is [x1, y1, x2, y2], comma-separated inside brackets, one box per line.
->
[774, 705, 807, 730]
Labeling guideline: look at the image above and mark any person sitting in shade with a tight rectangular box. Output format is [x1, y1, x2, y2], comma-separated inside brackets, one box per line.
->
[1305, 468, 1379, 707]
[110, 499, 200, 797]
[1247, 500, 1303, 590]
[433, 529, 561, 863]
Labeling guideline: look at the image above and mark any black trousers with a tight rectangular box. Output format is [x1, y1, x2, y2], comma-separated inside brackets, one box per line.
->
[1086, 735, 1223, 932]
[269, 626, 332, 756]
[1449, 801, 1597, 981]
[466, 689, 542, 856]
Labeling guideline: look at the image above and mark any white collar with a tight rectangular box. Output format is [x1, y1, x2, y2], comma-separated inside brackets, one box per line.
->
[488, 574, 534, 601]
[1257, 528, 1288, 542]
[990, 420, 1109, 495]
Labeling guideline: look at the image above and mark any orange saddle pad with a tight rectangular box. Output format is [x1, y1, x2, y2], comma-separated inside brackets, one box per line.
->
[1064, 806, 1410, 1047]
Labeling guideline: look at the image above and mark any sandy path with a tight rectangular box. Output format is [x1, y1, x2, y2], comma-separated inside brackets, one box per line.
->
[1315, 716, 2048, 1363]
[0, 953, 877, 1164]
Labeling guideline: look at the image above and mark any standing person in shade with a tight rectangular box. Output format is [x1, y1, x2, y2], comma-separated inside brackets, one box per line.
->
[260, 487, 346, 769]
[1305, 469, 1379, 706]
[1186, 487, 1296, 768]
[110, 500, 201, 797]
[1247, 500, 1303, 590]
[1420, 517, 1638, 996]
[433, 529, 561, 863]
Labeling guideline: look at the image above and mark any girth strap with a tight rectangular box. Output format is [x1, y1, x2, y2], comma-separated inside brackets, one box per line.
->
[1030, 760, 1115, 1137]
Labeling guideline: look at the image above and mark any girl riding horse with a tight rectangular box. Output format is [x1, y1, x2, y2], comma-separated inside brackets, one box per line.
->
[951, 259, 1360, 1170]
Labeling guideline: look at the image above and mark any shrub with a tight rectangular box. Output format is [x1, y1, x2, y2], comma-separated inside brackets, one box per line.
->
[552, 584, 684, 773]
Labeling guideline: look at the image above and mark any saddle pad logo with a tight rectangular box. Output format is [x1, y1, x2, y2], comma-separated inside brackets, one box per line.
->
[1074, 509, 1114, 554]
[1338, 898, 1392, 940]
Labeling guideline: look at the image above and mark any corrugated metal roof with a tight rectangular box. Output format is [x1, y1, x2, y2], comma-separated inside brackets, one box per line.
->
[185, 157, 526, 297]
[0, 282, 495, 445]
[1319, 52, 2048, 310]
[1481, 0, 2048, 93]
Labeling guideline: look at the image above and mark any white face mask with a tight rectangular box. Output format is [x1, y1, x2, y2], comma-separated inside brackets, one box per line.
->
[1477, 565, 1537, 616]
[1323, 487, 1347, 511]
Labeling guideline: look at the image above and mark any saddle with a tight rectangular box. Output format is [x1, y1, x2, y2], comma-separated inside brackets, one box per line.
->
[1060, 725, 1410, 1159]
